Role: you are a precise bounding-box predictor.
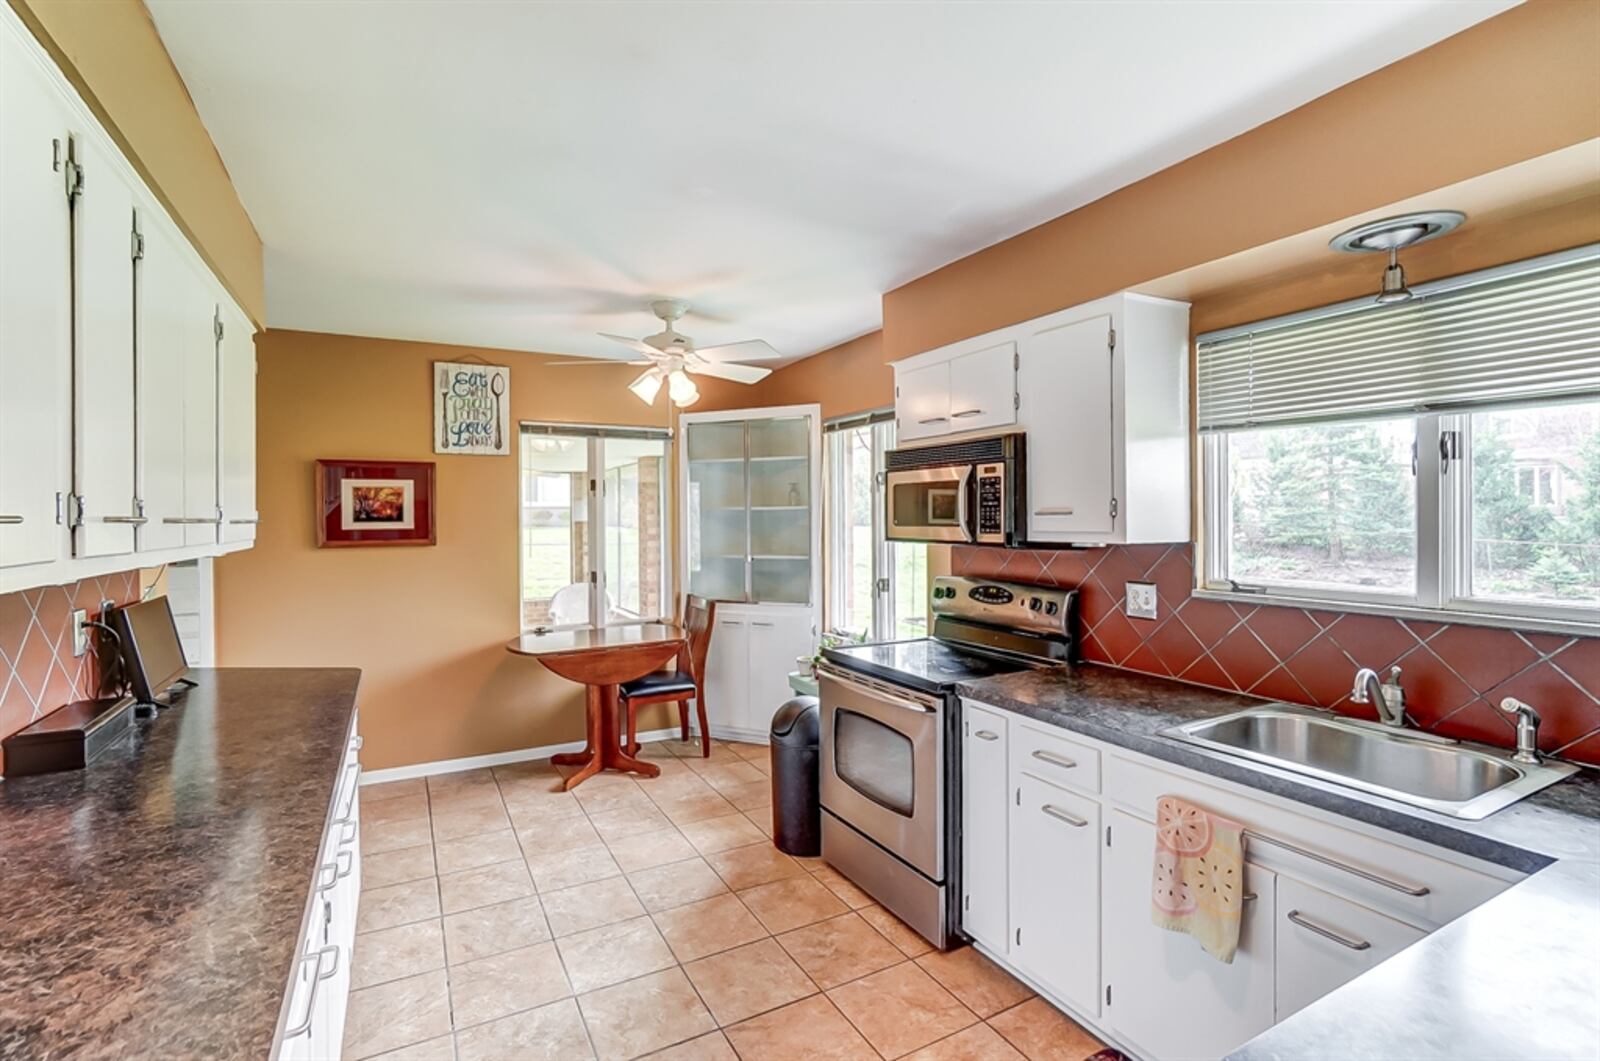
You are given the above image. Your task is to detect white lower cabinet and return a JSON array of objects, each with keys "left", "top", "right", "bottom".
[
  {"left": 961, "top": 704, "right": 1010, "bottom": 953},
  {"left": 1274, "top": 875, "right": 1424, "bottom": 1022},
  {"left": 276, "top": 726, "right": 362, "bottom": 1061},
  {"left": 958, "top": 698, "right": 1518, "bottom": 1061},
  {"left": 1103, "top": 809, "right": 1276, "bottom": 1060},
  {"left": 1012, "top": 775, "right": 1101, "bottom": 1016},
  {"left": 703, "top": 605, "right": 814, "bottom": 742}
]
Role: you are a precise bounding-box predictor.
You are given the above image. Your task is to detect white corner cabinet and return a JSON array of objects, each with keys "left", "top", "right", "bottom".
[
  {"left": 892, "top": 291, "right": 1190, "bottom": 544},
  {"left": 959, "top": 700, "right": 1520, "bottom": 1061},
  {"left": 0, "top": 7, "right": 257, "bottom": 594},
  {"left": 679, "top": 405, "right": 821, "bottom": 742}
]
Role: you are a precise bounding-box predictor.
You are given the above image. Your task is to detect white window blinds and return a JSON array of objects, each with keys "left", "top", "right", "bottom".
[{"left": 1196, "top": 247, "right": 1600, "bottom": 432}]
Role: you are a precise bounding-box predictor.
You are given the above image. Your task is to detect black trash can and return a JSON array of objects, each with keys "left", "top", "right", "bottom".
[{"left": 768, "top": 695, "right": 821, "bottom": 856}]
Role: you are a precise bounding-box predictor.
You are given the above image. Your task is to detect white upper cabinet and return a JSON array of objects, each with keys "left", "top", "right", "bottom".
[
  {"left": 891, "top": 292, "right": 1189, "bottom": 545},
  {"left": 946, "top": 342, "right": 1017, "bottom": 435},
  {"left": 894, "top": 342, "right": 1017, "bottom": 443},
  {"left": 136, "top": 214, "right": 203, "bottom": 553},
  {"left": 0, "top": 23, "right": 71, "bottom": 572},
  {"left": 894, "top": 361, "right": 953, "bottom": 442},
  {"left": 0, "top": 3, "right": 258, "bottom": 593},
  {"left": 219, "top": 298, "right": 258, "bottom": 545},
  {"left": 70, "top": 136, "right": 140, "bottom": 558},
  {"left": 1020, "top": 315, "right": 1115, "bottom": 539}
]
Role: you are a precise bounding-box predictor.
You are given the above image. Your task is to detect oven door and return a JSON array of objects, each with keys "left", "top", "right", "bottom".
[
  {"left": 885, "top": 465, "right": 973, "bottom": 544},
  {"left": 818, "top": 665, "right": 944, "bottom": 880}
]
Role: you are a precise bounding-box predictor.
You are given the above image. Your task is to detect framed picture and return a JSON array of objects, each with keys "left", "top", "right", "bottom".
[
  {"left": 435, "top": 361, "right": 511, "bottom": 455},
  {"left": 315, "top": 460, "right": 436, "bottom": 547}
]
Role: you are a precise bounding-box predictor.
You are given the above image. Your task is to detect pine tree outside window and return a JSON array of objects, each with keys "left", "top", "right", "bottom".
[{"left": 1198, "top": 247, "right": 1599, "bottom": 634}]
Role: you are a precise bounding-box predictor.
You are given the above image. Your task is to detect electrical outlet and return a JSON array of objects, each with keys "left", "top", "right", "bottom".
[
  {"left": 1125, "top": 581, "right": 1159, "bottom": 621},
  {"left": 71, "top": 609, "right": 88, "bottom": 657}
]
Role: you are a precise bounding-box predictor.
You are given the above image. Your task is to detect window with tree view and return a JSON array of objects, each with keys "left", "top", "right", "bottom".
[
  {"left": 1200, "top": 248, "right": 1599, "bottom": 627},
  {"left": 826, "top": 416, "right": 927, "bottom": 642}
]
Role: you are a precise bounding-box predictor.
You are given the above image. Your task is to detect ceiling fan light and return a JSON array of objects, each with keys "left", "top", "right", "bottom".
[
  {"left": 667, "top": 368, "right": 697, "bottom": 403},
  {"left": 627, "top": 368, "right": 664, "bottom": 405}
]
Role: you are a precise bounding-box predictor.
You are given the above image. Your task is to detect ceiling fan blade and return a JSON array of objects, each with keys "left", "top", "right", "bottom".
[
  {"left": 597, "top": 333, "right": 665, "bottom": 358},
  {"left": 543, "top": 359, "right": 655, "bottom": 368},
  {"left": 687, "top": 361, "right": 772, "bottom": 385},
  {"left": 692, "top": 339, "right": 781, "bottom": 363}
]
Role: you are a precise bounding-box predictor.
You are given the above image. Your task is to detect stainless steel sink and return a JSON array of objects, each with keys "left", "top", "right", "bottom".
[{"left": 1164, "top": 705, "right": 1577, "bottom": 819}]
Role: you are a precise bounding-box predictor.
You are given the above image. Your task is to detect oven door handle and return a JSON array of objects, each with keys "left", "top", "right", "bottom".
[{"left": 816, "top": 664, "right": 941, "bottom": 713}]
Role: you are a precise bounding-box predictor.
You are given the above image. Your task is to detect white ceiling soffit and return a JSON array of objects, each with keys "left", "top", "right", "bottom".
[{"left": 147, "top": 0, "right": 1515, "bottom": 364}]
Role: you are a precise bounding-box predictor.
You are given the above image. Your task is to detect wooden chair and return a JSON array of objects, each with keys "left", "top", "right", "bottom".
[{"left": 619, "top": 596, "right": 716, "bottom": 757}]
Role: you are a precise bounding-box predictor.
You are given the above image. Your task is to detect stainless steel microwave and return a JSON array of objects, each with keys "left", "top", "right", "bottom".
[{"left": 883, "top": 433, "right": 1025, "bottom": 546}]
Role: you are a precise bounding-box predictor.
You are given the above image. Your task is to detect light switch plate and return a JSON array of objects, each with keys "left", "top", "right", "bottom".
[
  {"left": 1125, "top": 582, "right": 1159, "bottom": 621},
  {"left": 71, "top": 609, "right": 88, "bottom": 657}
]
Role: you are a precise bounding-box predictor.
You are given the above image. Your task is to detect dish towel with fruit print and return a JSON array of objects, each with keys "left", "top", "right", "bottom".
[{"left": 1151, "top": 795, "right": 1246, "bottom": 963}]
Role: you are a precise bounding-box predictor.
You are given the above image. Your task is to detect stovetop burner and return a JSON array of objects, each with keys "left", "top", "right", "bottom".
[{"left": 823, "top": 637, "right": 1044, "bottom": 696}]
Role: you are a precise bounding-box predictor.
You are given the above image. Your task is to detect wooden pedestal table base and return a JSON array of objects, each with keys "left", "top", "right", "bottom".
[{"left": 506, "top": 625, "right": 687, "bottom": 790}]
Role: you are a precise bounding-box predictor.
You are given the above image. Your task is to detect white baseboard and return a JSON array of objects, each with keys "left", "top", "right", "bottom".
[{"left": 359, "top": 727, "right": 683, "bottom": 786}]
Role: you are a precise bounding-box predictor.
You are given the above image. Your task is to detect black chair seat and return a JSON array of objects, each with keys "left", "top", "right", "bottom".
[{"left": 618, "top": 670, "right": 696, "bottom": 700}]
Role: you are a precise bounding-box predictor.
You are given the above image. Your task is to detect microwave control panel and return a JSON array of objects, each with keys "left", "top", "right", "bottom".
[{"left": 975, "top": 462, "right": 1006, "bottom": 543}]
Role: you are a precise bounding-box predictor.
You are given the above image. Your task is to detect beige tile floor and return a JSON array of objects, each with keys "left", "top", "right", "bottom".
[{"left": 350, "top": 738, "right": 1111, "bottom": 1061}]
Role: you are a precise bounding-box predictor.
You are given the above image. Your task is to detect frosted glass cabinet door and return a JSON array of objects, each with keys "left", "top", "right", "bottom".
[
  {"left": 686, "top": 419, "right": 748, "bottom": 600},
  {"left": 748, "top": 416, "right": 811, "bottom": 604}
]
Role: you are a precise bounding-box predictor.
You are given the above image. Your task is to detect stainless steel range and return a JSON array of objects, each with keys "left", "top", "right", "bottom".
[{"left": 818, "top": 575, "right": 1075, "bottom": 949}]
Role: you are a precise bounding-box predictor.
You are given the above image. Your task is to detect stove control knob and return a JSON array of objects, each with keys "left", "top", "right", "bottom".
[
  {"left": 1028, "top": 597, "right": 1042, "bottom": 611},
  {"left": 1045, "top": 601, "right": 1059, "bottom": 616}
]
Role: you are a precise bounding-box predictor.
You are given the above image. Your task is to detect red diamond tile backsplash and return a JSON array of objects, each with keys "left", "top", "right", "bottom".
[
  {"left": 0, "top": 573, "right": 141, "bottom": 774},
  {"left": 952, "top": 544, "right": 1600, "bottom": 765}
]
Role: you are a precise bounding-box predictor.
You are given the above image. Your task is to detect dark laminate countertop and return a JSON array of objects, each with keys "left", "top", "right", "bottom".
[
  {"left": 956, "top": 664, "right": 1600, "bottom": 1061},
  {"left": 0, "top": 668, "right": 361, "bottom": 1061}
]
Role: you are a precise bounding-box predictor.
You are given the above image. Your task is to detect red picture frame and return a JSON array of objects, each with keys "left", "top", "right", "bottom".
[{"left": 315, "top": 459, "right": 437, "bottom": 548}]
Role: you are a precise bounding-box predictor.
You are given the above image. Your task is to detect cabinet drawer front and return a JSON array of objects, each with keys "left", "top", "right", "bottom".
[
  {"left": 1011, "top": 720, "right": 1100, "bottom": 795},
  {"left": 1274, "top": 875, "right": 1425, "bottom": 1022},
  {"left": 1106, "top": 752, "right": 1512, "bottom": 929}
]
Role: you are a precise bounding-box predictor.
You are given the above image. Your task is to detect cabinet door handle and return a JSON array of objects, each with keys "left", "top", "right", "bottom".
[
  {"left": 163, "top": 516, "right": 222, "bottom": 525},
  {"left": 917, "top": 416, "right": 949, "bottom": 425},
  {"left": 1244, "top": 830, "right": 1430, "bottom": 896},
  {"left": 1031, "top": 748, "right": 1077, "bottom": 770},
  {"left": 100, "top": 515, "right": 149, "bottom": 525},
  {"left": 228, "top": 517, "right": 261, "bottom": 525},
  {"left": 974, "top": 729, "right": 999, "bottom": 742},
  {"left": 752, "top": 621, "right": 775, "bottom": 627},
  {"left": 951, "top": 409, "right": 984, "bottom": 418},
  {"left": 1034, "top": 507, "right": 1075, "bottom": 516},
  {"left": 0, "top": 515, "right": 23, "bottom": 525},
  {"left": 282, "top": 947, "right": 337, "bottom": 1039},
  {"left": 1042, "top": 804, "right": 1088, "bottom": 828},
  {"left": 1287, "top": 910, "right": 1371, "bottom": 951}
]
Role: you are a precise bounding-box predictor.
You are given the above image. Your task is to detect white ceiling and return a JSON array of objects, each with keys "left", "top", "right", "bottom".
[{"left": 147, "top": 0, "right": 1515, "bottom": 365}]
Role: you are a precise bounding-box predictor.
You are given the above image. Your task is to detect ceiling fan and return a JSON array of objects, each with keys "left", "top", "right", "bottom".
[{"left": 555, "top": 299, "right": 780, "bottom": 408}]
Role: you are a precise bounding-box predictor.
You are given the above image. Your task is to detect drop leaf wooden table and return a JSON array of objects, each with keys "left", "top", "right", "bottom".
[{"left": 507, "top": 624, "right": 686, "bottom": 790}]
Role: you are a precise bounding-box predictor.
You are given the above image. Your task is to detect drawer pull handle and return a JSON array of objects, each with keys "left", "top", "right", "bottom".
[
  {"left": 0, "top": 515, "right": 23, "bottom": 525},
  {"left": 1287, "top": 910, "right": 1371, "bottom": 951},
  {"left": 100, "top": 515, "right": 148, "bottom": 525},
  {"left": 1031, "top": 748, "right": 1077, "bottom": 770},
  {"left": 917, "top": 416, "right": 949, "bottom": 425},
  {"left": 974, "top": 729, "right": 999, "bottom": 742},
  {"left": 228, "top": 517, "right": 261, "bottom": 525},
  {"left": 951, "top": 409, "right": 984, "bottom": 418},
  {"left": 1244, "top": 831, "right": 1430, "bottom": 897},
  {"left": 1042, "top": 804, "right": 1088, "bottom": 827},
  {"left": 336, "top": 762, "right": 361, "bottom": 821},
  {"left": 162, "top": 516, "right": 223, "bottom": 525},
  {"left": 1242, "top": 892, "right": 1258, "bottom": 903},
  {"left": 338, "top": 818, "right": 358, "bottom": 845},
  {"left": 283, "top": 946, "right": 338, "bottom": 1038}
]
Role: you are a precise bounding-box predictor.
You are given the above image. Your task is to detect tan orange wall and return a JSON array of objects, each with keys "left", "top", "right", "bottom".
[
  {"left": 9, "top": 0, "right": 263, "bottom": 322},
  {"left": 882, "top": 0, "right": 1600, "bottom": 361},
  {"left": 213, "top": 330, "right": 681, "bottom": 771}
]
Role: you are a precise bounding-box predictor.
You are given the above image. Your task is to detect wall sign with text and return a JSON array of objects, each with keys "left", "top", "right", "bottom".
[{"left": 435, "top": 361, "right": 511, "bottom": 455}]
